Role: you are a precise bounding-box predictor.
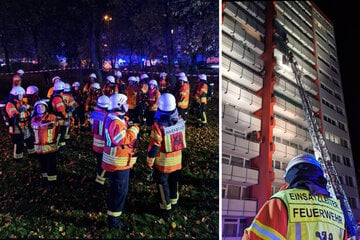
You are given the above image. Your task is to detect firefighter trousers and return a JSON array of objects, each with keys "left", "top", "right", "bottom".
[
  {"left": 95, "top": 152, "right": 107, "bottom": 185},
  {"left": 58, "top": 126, "right": 67, "bottom": 147},
  {"left": 74, "top": 106, "right": 85, "bottom": 128},
  {"left": 197, "top": 103, "right": 207, "bottom": 126},
  {"left": 38, "top": 152, "right": 57, "bottom": 182},
  {"left": 107, "top": 169, "right": 130, "bottom": 228},
  {"left": 154, "top": 168, "right": 181, "bottom": 211},
  {"left": 10, "top": 133, "right": 35, "bottom": 160}
]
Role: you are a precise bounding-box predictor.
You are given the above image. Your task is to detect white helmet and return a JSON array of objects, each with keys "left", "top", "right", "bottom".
[
  {"left": 178, "top": 75, "right": 188, "bottom": 82},
  {"left": 176, "top": 72, "right": 186, "bottom": 78},
  {"left": 115, "top": 70, "right": 122, "bottom": 78},
  {"left": 159, "top": 72, "right": 167, "bottom": 78},
  {"left": 34, "top": 100, "right": 48, "bottom": 109},
  {"left": 10, "top": 86, "right": 26, "bottom": 97},
  {"left": 52, "top": 76, "right": 61, "bottom": 84},
  {"left": 72, "top": 82, "right": 80, "bottom": 88},
  {"left": 109, "top": 94, "right": 128, "bottom": 111},
  {"left": 91, "top": 82, "right": 101, "bottom": 90},
  {"left": 106, "top": 75, "right": 116, "bottom": 84},
  {"left": 149, "top": 80, "right": 158, "bottom": 87},
  {"left": 135, "top": 76, "right": 140, "bottom": 82},
  {"left": 140, "top": 73, "right": 149, "bottom": 80},
  {"left": 96, "top": 95, "right": 110, "bottom": 109},
  {"left": 17, "top": 69, "right": 25, "bottom": 76},
  {"left": 158, "top": 93, "right": 176, "bottom": 112},
  {"left": 26, "top": 85, "right": 39, "bottom": 95},
  {"left": 54, "top": 81, "right": 65, "bottom": 91},
  {"left": 128, "top": 76, "right": 138, "bottom": 83},
  {"left": 89, "top": 73, "right": 97, "bottom": 79},
  {"left": 198, "top": 74, "right": 207, "bottom": 81},
  {"left": 284, "top": 154, "right": 323, "bottom": 179},
  {"left": 64, "top": 83, "right": 71, "bottom": 92}
]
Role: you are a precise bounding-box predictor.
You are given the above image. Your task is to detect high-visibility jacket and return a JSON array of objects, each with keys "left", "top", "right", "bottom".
[
  {"left": 12, "top": 75, "right": 22, "bottom": 87},
  {"left": 177, "top": 83, "right": 190, "bottom": 109},
  {"left": 146, "top": 117, "right": 186, "bottom": 173},
  {"left": 85, "top": 90, "right": 100, "bottom": 112},
  {"left": 62, "top": 93, "right": 78, "bottom": 117},
  {"left": 47, "top": 86, "right": 54, "bottom": 98},
  {"left": 102, "top": 83, "right": 119, "bottom": 97},
  {"left": 126, "top": 85, "right": 139, "bottom": 110},
  {"left": 102, "top": 113, "right": 139, "bottom": 172},
  {"left": 31, "top": 113, "right": 59, "bottom": 154},
  {"left": 90, "top": 107, "right": 108, "bottom": 154},
  {"left": 137, "top": 82, "right": 148, "bottom": 104},
  {"left": 146, "top": 89, "right": 161, "bottom": 111},
  {"left": 51, "top": 94, "right": 68, "bottom": 126},
  {"left": 159, "top": 79, "right": 169, "bottom": 93},
  {"left": 6, "top": 100, "right": 31, "bottom": 134},
  {"left": 193, "top": 82, "right": 208, "bottom": 104},
  {"left": 23, "top": 94, "right": 40, "bottom": 113},
  {"left": 82, "top": 82, "right": 91, "bottom": 96},
  {"left": 242, "top": 188, "right": 345, "bottom": 240}
]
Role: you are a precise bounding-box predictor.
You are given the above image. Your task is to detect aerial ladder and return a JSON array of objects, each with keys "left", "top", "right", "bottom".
[{"left": 281, "top": 45, "right": 359, "bottom": 237}]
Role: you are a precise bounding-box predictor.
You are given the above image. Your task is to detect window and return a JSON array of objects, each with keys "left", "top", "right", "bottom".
[
  {"left": 343, "top": 156, "right": 351, "bottom": 167},
  {"left": 323, "top": 115, "right": 337, "bottom": 126},
  {"left": 324, "top": 131, "right": 340, "bottom": 144},
  {"left": 223, "top": 219, "right": 238, "bottom": 237},
  {"left": 338, "top": 122, "right": 346, "bottom": 131},
  {"left": 333, "top": 79, "right": 341, "bottom": 88},
  {"left": 336, "top": 106, "right": 344, "bottom": 115},
  {"left": 320, "top": 83, "right": 334, "bottom": 95},
  {"left": 340, "top": 138, "right": 349, "bottom": 148},
  {"left": 332, "top": 153, "right": 341, "bottom": 163},
  {"left": 231, "top": 156, "right": 244, "bottom": 167},
  {"left": 348, "top": 197, "right": 358, "bottom": 209},
  {"left": 228, "top": 185, "right": 241, "bottom": 199},
  {"left": 330, "top": 54, "right": 337, "bottom": 62},
  {"left": 244, "top": 159, "right": 251, "bottom": 168},
  {"left": 322, "top": 99, "right": 335, "bottom": 110},
  {"left": 273, "top": 160, "right": 281, "bottom": 169},
  {"left": 223, "top": 154, "right": 230, "bottom": 165},
  {"left": 345, "top": 176, "right": 354, "bottom": 187},
  {"left": 334, "top": 92, "right": 342, "bottom": 101}
]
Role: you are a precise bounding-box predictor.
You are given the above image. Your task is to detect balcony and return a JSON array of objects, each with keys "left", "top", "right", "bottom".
[
  {"left": 287, "top": 33, "right": 315, "bottom": 66},
  {"left": 222, "top": 163, "right": 259, "bottom": 186},
  {"left": 235, "top": 1, "right": 265, "bottom": 24},
  {"left": 222, "top": 103, "right": 261, "bottom": 133},
  {"left": 222, "top": 198, "right": 257, "bottom": 217},
  {"left": 284, "top": 1, "right": 312, "bottom": 27},
  {"left": 223, "top": 33, "right": 264, "bottom": 72},
  {"left": 272, "top": 141, "right": 307, "bottom": 161},
  {"left": 273, "top": 168, "right": 286, "bottom": 186},
  {"left": 274, "top": 72, "right": 318, "bottom": 99},
  {"left": 222, "top": 55, "right": 263, "bottom": 92},
  {"left": 222, "top": 131, "right": 260, "bottom": 159},
  {"left": 222, "top": 14, "right": 264, "bottom": 55},
  {"left": 295, "top": 1, "right": 311, "bottom": 17},
  {"left": 273, "top": 97, "right": 307, "bottom": 128},
  {"left": 222, "top": 79, "right": 262, "bottom": 113}
]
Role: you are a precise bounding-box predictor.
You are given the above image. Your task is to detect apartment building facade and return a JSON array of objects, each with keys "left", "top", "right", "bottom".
[{"left": 221, "top": 1, "right": 360, "bottom": 239}]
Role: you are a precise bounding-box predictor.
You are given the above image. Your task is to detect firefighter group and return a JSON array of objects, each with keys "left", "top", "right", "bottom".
[{"left": 1, "top": 68, "right": 213, "bottom": 229}]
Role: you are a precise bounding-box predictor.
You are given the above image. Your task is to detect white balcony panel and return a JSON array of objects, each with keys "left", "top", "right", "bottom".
[
  {"left": 222, "top": 14, "right": 264, "bottom": 55},
  {"left": 235, "top": 1, "right": 265, "bottom": 24},
  {"left": 285, "top": 1, "right": 312, "bottom": 27},
  {"left": 222, "top": 199, "right": 257, "bottom": 217},
  {"left": 255, "top": 1, "right": 266, "bottom": 10},
  {"left": 223, "top": 34, "right": 264, "bottom": 72},
  {"left": 274, "top": 97, "right": 307, "bottom": 128},
  {"left": 287, "top": 34, "right": 315, "bottom": 66},
  {"left": 273, "top": 168, "right": 286, "bottom": 186},
  {"left": 222, "top": 132, "right": 260, "bottom": 160},
  {"left": 222, "top": 56, "right": 263, "bottom": 92},
  {"left": 222, "top": 79, "right": 262, "bottom": 113},
  {"left": 273, "top": 141, "right": 307, "bottom": 161},
  {"left": 275, "top": 73, "right": 318, "bottom": 97},
  {"left": 295, "top": 1, "right": 311, "bottom": 17},
  {"left": 222, "top": 163, "right": 259, "bottom": 186},
  {"left": 222, "top": 104, "right": 261, "bottom": 133}
]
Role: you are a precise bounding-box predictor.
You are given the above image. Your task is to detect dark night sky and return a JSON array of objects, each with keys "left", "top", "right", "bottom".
[{"left": 312, "top": 0, "right": 360, "bottom": 172}]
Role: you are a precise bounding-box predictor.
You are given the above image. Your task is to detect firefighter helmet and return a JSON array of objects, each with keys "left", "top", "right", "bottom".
[
  {"left": 176, "top": 72, "right": 186, "bottom": 78},
  {"left": 10, "top": 86, "right": 26, "bottom": 97},
  {"left": 149, "top": 80, "right": 158, "bottom": 87},
  {"left": 109, "top": 93, "right": 128, "bottom": 112},
  {"left": 158, "top": 93, "right": 176, "bottom": 112},
  {"left": 106, "top": 75, "right": 116, "bottom": 84},
  {"left": 16, "top": 69, "right": 24, "bottom": 76},
  {"left": 54, "top": 81, "right": 65, "bottom": 91},
  {"left": 64, "top": 83, "right": 71, "bottom": 92},
  {"left": 198, "top": 74, "right": 207, "bottom": 81},
  {"left": 128, "top": 76, "right": 138, "bottom": 82},
  {"left": 96, "top": 95, "right": 110, "bottom": 109},
  {"left": 115, "top": 70, "right": 122, "bottom": 78},
  {"left": 284, "top": 153, "right": 323, "bottom": 179},
  {"left": 91, "top": 82, "right": 101, "bottom": 90},
  {"left": 26, "top": 85, "right": 39, "bottom": 95},
  {"left": 89, "top": 73, "right": 97, "bottom": 79},
  {"left": 34, "top": 100, "right": 48, "bottom": 109},
  {"left": 52, "top": 76, "right": 61, "bottom": 84},
  {"left": 140, "top": 73, "right": 149, "bottom": 80},
  {"left": 72, "top": 81, "right": 80, "bottom": 88},
  {"left": 178, "top": 75, "right": 188, "bottom": 82},
  {"left": 160, "top": 72, "right": 167, "bottom": 78}
]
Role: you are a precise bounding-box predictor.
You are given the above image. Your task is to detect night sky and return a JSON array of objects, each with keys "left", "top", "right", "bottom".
[{"left": 311, "top": 0, "right": 360, "bottom": 174}]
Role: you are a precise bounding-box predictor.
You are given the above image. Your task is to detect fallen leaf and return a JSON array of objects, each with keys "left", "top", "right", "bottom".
[{"left": 171, "top": 222, "right": 176, "bottom": 229}]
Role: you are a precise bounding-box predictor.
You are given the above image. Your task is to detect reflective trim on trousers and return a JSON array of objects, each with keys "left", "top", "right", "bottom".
[
  {"left": 159, "top": 184, "right": 171, "bottom": 210},
  {"left": 13, "top": 144, "right": 23, "bottom": 159},
  {"left": 107, "top": 210, "right": 122, "bottom": 217},
  {"left": 47, "top": 175, "right": 57, "bottom": 181}
]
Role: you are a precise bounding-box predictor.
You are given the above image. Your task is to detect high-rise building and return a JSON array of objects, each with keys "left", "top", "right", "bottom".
[{"left": 221, "top": 1, "right": 360, "bottom": 239}]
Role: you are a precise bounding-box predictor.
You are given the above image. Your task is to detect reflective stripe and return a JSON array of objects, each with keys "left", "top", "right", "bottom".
[
  {"left": 56, "top": 102, "right": 64, "bottom": 108},
  {"left": 296, "top": 222, "right": 301, "bottom": 240},
  {"left": 155, "top": 153, "right": 181, "bottom": 166},
  {"left": 159, "top": 184, "right": 171, "bottom": 210},
  {"left": 107, "top": 210, "right": 122, "bottom": 217},
  {"left": 95, "top": 174, "right": 106, "bottom": 185},
  {"left": 13, "top": 144, "right": 23, "bottom": 159},
  {"left": 93, "top": 138, "right": 105, "bottom": 147},
  {"left": 249, "top": 220, "right": 286, "bottom": 240},
  {"left": 35, "top": 143, "right": 58, "bottom": 153},
  {"left": 27, "top": 148, "right": 35, "bottom": 154},
  {"left": 47, "top": 129, "right": 53, "bottom": 143},
  {"left": 47, "top": 175, "right": 57, "bottom": 181},
  {"left": 113, "top": 130, "right": 126, "bottom": 143},
  {"left": 102, "top": 152, "right": 136, "bottom": 166},
  {"left": 41, "top": 173, "right": 48, "bottom": 178},
  {"left": 128, "top": 127, "right": 139, "bottom": 136},
  {"left": 150, "top": 131, "right": 161, "bottom": 141},
  {"left": 170, "top": 190, "right": 179, "bottom": 205}
]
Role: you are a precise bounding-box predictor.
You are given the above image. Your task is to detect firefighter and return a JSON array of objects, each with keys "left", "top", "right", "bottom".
[
  {"left": 47, "top": 76, "right": 62, "bottom": 98},
  {"left": 102, "top": 93, "right": 140, "bottom": 229},
  {"left": 71, "top": 81, "right": 86, "bottom": 131},
  {"left": 102, "top": 75, "right": 119, "bottom": 97},
  {"left": 16, "top": 69, "right": 25, "bottom": 77},
  {"left": 31, "top": 100, "right": 60, "bottom": 188},
  {"left": 146, "top": 93, "right": 186, "bottom": 216},
  {"left": 6, "top": 86, "right": 35, "bottom": 163},
  {"left": 193, "top": 74, "right": 208, "bottom": 127},
  {"left": 242, "top": 153, "right": 345, "bottom": 240},
  {"left": 82, "top": 73, "right": 97, "bottom": 99},
  {"left": 85, "top": 82, "right": 101, "bottom": 117},
  {"left": 115, "top": 70, "right": 126, "bottom": 94},
  {"left": 50, "top": 81, "right": 68, "bottom": 148},
  {"left": 12, "top": 75, "right": 22, "bottom": 88},
  {"left": 125, "top": 76, "right": 140, "bottom": 123},
  {"left": 62, "top": 83, "right": 78, "bottom": 140},
  {"left": 138, "top": 73, "right": 149, "bottom": 125},
  {"left": 145, "top": 79, "right": 161, "bottom": 130},
  {"left": 175, "top": 75, "right": 190, "bottom": 122},
  {"left": 90, "top": 95, "right": 110, "bottom": 185},
  {"left": 158, "top": 72, "right": 170, "bottom": 94},
  {"left": 24, "top": 85, "right": 40, "bottom": 115}
]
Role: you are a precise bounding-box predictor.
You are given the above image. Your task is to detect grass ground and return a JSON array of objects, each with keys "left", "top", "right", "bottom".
[{"left": 0, "top": 72, "right": 219, "bottom": 239}]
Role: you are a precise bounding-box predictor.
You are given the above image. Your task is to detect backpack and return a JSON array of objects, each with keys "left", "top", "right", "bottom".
[
  {"left": 0, "top": 99, "right": 10, "bottom": 126},
  {"left": 48, "top": 94, "right": 65, "bottom": 117}
]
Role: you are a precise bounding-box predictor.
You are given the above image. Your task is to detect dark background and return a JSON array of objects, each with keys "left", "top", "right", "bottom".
[{"left": 312, "top": 1, "right": 360, "bottom": 174}]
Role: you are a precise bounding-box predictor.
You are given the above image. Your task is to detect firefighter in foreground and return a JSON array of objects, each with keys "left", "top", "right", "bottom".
[
  {"left": 102, "top": 93, "right": 140, "bottom": 229},
  {"left": 146, "top": 93, "right": 186, "bottom": 216},
  {"left": 6, "top": 86, "right": 35, "bottom": 163},
  {"left": 242, "top": 153, "right": 345, "bottom": 240},
  {"left": 31, "top": 100, "right": 60, "bottom": 188},
  {"left": 90, "top": 95, "right": 110, "bottom": 185}
]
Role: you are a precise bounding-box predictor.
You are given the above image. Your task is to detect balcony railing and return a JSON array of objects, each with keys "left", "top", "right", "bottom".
[
  {"left": 222, "top": 198, "right": 257, "bottom": 217},
  {"left": 222, "top": 163, "right": 259, "bottom": 186}
]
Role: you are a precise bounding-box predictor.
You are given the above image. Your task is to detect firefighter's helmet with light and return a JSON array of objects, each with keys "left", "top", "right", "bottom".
[
  {"left": 17, "top": 69, "right": 24, "bottom": 76},
  {"left": 284, "top": 153, "right": 323, "bottom": 179},
  {"left": 89, "top": 73, "right": 97, "bottom": 79},
  {"left": 149, "top": 80, "right": 158, "bottom": 87},
  {"left": 115, "top": 70, "right": 122, "bottom": 78},
  {"left": 106, "top": 75, "right": 116, "bottom": 84},
  {"left": 178, "top": 75, "right": 188, "bottom": 82},
  {"left": 198, "top": 74, "right": 207, "bottom": 81},
  {"left": 52, "top": 76, "right": 61, "bottom": 84},
  {"left": 109, "top": 93, "right": 128, "bottom": 112},
  {"left": 34, "top": 100, "right": 48, "bottom": 114},
  {"left": 91, "top": 82, "right": 101, "bottom": 90},
  {"left": 10, "top": 86, "right": 26, "bottom": 100},
  {"left": 97, "top": 95, "right": 110, "bottom": 109},
  {"left": 160, "top": 72, "right": 167, "bottom": 78},
  {"left": 72, "top": 82, "right": 80, "bottom": 88},
  {"left": 26, "top": 85, "right": 39, "bottom": 95},
  {"left": 64, "top": 83, "right": 71, "bottom": 93},
  {"left": 140, "top": 73, "right": 149, "bottom": 80},
  {"left": 54, "top": 81, "right": 65, "bottom": 91},
  {"left": 176, "top": 72, "right": 186, "bottom": 78},
  {"left": 158, "top": 93, "right": 176, "bottom": 112}
]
